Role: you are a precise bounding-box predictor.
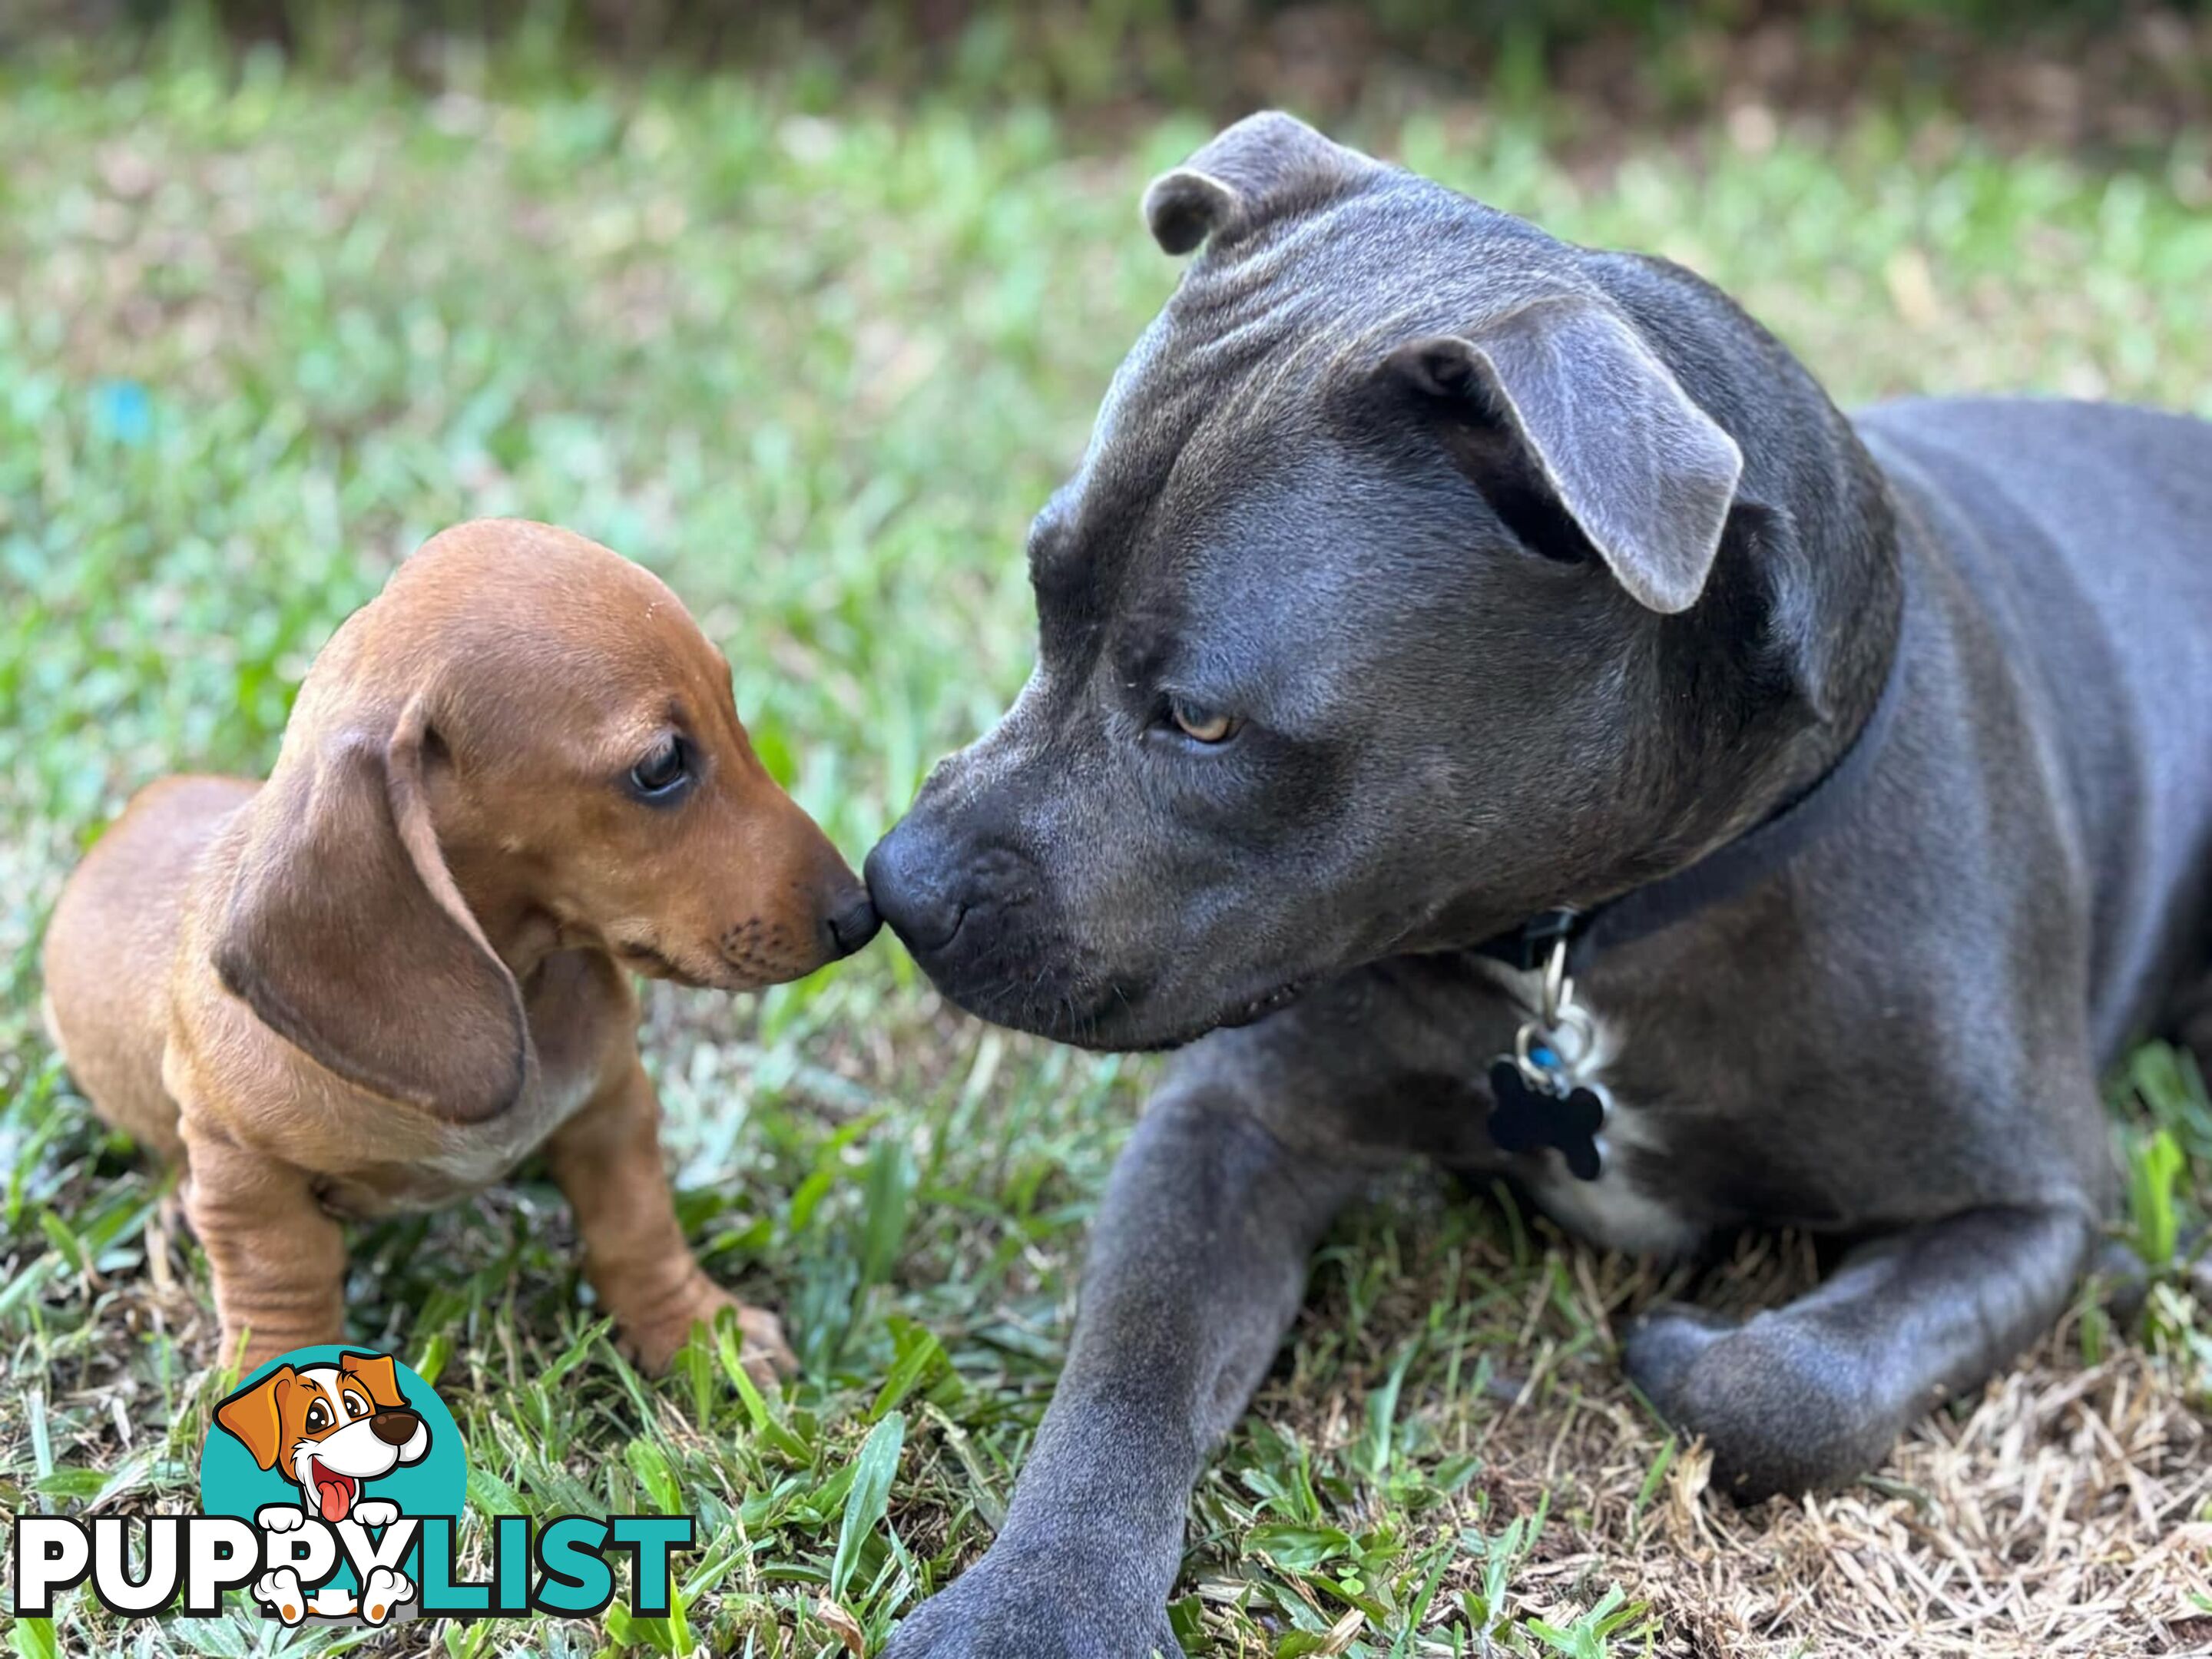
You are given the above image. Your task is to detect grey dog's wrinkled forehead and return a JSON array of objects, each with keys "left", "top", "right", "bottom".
[
  {"left": 1020, "top": 130, "right": 1606, "bottom": 750},
  {"left": 1031, "top": 118, "right": 1586, "bottom": 604}
]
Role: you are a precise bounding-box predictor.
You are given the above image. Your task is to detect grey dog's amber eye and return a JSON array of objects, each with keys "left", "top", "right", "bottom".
[
  {"left": 1168, "top": 698, "right": 1240, "bottom": 744},
  {"left": 629, "top": 737, "right": 689, "bottom": 799}
]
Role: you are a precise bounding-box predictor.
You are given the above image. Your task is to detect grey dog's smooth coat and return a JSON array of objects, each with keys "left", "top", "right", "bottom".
[{"left": 866, "top": 114, "right": 2212, "bottom": 1657}]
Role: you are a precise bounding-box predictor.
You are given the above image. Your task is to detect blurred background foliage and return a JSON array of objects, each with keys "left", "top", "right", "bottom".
[{"left": 10, "top": 0, "right": 2212, "bottom": 154}]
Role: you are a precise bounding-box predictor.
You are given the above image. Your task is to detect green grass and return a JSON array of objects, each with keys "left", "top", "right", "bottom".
[{"left": 4, "top": 31, "right": 2212, "bottom": 1659}]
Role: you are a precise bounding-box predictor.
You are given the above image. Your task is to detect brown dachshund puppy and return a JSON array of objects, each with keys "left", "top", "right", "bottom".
[{"left": 41, "top": 518, "right": 878, "bottom": 1376}]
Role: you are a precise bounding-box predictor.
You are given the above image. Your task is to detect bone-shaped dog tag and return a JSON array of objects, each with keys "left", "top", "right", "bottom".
[{"left": 1486, "top": 1055, "right": 1608, "bottom": 1181}]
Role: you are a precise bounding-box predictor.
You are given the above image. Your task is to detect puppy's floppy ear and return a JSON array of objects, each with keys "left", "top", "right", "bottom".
[
  {"left": 339, "top": 1351, "right": 405, "bottom": 1409},
  {"left": 215, "top": 1367, "right": 293, "bottom": 1471},
  {"left": 215, "top": 693, "right": 528, "bottom": 1122},
  {"left": 1384, "top": 297, "right": 1743, "bottom": 614},
  {"left": 1143, "top": 109, "right": 1376, "bottom": 254}
]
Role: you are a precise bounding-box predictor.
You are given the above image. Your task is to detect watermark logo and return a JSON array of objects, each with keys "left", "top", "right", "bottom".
[
  {"left": 203, "top": 1346, "right": 461, "bottom": 1624},
  {"left": 12, "top": 1345, "right": 694, "bottom": 1628}
]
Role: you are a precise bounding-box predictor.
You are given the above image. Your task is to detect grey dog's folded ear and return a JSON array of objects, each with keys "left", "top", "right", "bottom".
[
  {"left": 1383, "top": 297, "right": 1744, "bottom": 614},
  {"left": 1142, "top": 110, "right": 1378, "bottom": 254}
]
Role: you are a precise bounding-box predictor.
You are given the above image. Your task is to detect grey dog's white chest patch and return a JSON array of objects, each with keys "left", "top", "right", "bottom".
[
  {"left": 1475, "top": 963, "right": 1701, "bottom": 1257},
  {"left": 1520, "top": 1097, "right": 1702, "bottom": 1256}
]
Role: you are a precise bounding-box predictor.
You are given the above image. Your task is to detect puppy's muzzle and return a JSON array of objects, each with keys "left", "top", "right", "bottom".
[{"left": 369, "top": 1409, "right": 422, "bottom": 1446}]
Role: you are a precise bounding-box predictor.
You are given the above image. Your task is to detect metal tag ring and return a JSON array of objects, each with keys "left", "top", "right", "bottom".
[
  {"left": 1540, "top": 934, "right": 1574, "bottom": 1029},
  {"left": 1515, "top": 1004, "right": 1596, "bottom": 1080}
]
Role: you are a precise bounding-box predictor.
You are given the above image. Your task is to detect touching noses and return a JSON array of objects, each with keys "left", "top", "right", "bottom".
[
  {"left": 862, "top": 813, "right": 965, "bottom": 955},
  {"left": 822, "top": 884, "right": 882, "bottom": 959}
]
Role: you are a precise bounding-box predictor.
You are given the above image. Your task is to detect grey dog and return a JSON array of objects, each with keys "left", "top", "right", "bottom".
[{"left": 864, "top": 112, "right": 2212, "bottom": 1657}]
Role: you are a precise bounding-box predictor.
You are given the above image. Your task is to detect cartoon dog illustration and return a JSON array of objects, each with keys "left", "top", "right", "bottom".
[{"left": 212, "top": 1350, "right": 428, "bottom": 1625}]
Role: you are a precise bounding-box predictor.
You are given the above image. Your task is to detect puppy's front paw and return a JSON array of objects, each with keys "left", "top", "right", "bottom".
[
  {"left": 359, "top": 1565, "right": 413, "bottom": 1625},
  {"left": 730, "top": 1301, "right": 798, "bottom": 1386},
  {"left": 353, "top": 1498, "right": 399, "bottom": 1528},
  {"left": 255, "top": 1503, "right": 308, "bottom": 1534},
  {"left": 622, "top": 1284, "right": 796, "bottom": 1382},
  {"left": 618, "top": 1288, "right": 730, "bottom": 1375},
  {"left": 253, "top": 1568, "right": 306, "bottom": 1624}
]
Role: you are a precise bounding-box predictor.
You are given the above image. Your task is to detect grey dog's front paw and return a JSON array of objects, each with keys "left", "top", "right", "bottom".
[
  {"left": 886, "top": 1553, "right": 1180, "bottom": 1659},
  {"left": 1624, "top": 1301, "right": 1890, "bottom": 1502},
  {"left": 1621, "top": 1301, "right": 1743, "bottom": 1421}
]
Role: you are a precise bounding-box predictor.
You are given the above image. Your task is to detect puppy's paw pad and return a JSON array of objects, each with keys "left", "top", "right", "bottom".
[
  {"left": 353, "top": 1499, "right": 399, "bottom": 1528},
  {"left": 359, "top": 1566, "right": 412, "bottom": 1626},
  {"left": 253, "top": 1569, "right": 305, "bottom": 1624},
  {"left": 621, "top": 1286, "right": 795, "bottom": 1379},
  {"left": 255, "top": 1503, "right": 307, "bottom": 1533}
]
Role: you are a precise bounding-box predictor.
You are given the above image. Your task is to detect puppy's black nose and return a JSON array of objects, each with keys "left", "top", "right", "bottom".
[
  {"left": 823, "top": 886, "right": 882, "bottom": 959},
  {"left": 369, "top": 1409, "right": 419, "bottom": 1445},
  {"left": 864, "top": 820, "right": 965, "bottom": 954}
]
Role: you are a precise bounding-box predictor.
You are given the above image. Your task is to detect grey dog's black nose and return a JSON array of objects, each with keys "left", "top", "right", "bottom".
[
  {"left": 823, "top": 886, "right": 882, "bottom": 959},
  {"left": 369, "top": 1409, "right": 420, "bottom": 1445},
  {"left": 864, "top": 820, "right": 964, "bottom": 955}
]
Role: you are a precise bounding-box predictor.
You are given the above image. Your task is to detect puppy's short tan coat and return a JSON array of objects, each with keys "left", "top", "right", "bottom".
[{"left": 43, "top": 519, "right": 876, "bottom": 1374}]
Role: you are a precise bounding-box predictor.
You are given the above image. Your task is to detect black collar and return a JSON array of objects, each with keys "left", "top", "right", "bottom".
[{"left": 1472, "top": 581, "right": 1910, "bottom": 979}]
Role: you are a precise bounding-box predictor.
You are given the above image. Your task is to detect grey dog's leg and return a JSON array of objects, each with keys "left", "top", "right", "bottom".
[
  {"left": 1625, "top": 1202, "right": 2094, "bottom": 1501},
  {"left": 886, "top": 1087, "right": 1370, "bottom": 1659}
]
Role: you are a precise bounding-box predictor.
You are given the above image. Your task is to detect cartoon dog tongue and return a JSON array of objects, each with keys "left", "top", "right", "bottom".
[{"left": 314, "top": 1465, "right": 353, "bottom": 1522}]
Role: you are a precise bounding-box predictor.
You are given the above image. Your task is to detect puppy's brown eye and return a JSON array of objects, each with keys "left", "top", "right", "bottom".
[
  {"left": 305, "top": 1402, "right": 330, "bottom": 1432},
  {"left": 1167, "top": 698, "right": 1240, "bottom": 744},
  {"left": 628, "top": 737, "right": 689, "bottom": 800}
]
